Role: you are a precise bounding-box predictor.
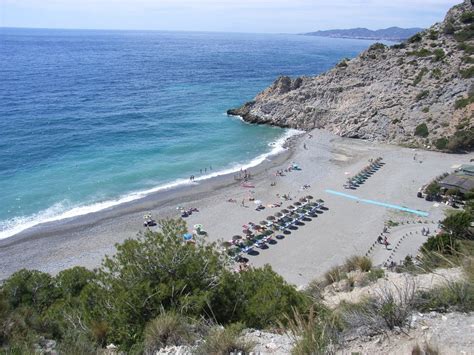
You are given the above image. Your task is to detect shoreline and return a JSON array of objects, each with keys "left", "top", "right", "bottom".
[
  {"left": 0, "top": 127, "right": 303, "bottom": 241},
  {"left": 0, "top": 131, "right": 300, "bottom": 250},
  {"left": 1, "top": 128, "right": 472, "bottom": 285}
]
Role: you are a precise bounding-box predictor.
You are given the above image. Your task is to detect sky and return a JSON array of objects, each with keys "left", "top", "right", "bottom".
[{"left": 0, "top": 0, "right": 462, "bottom": 33}]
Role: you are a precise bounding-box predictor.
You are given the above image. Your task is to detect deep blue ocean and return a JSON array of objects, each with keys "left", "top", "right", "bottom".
[{"left": 0, "top": 28, "right": 375, "bottom": 238}]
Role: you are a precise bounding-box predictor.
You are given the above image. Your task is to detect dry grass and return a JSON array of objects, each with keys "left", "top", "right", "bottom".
[
  {"left": 194, "top": 323, "right": 255, "bottom": 355},
  {"left": 143, "top": 311, "right": 194, "bottom": 354}
]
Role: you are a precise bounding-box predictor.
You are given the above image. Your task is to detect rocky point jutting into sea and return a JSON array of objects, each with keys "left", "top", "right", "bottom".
[{"left": 228, "top": 0, "right": 474, "bottom": 151}]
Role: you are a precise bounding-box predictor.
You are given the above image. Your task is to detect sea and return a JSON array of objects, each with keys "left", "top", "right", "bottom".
[{"left": 0, "top": 28, "right": 377, "bottom": 239}]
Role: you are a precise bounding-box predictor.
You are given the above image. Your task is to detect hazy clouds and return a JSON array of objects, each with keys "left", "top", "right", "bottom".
[{"left": 1, "top": 0, "right": 461, "bottom": 32}]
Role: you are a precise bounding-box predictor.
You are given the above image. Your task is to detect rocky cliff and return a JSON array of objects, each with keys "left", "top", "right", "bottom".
[{"left": 229, "top": 0, "right": 474, "bottom": 151}]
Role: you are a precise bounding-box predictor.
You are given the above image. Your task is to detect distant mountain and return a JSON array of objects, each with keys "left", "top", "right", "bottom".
[{"left": 303, "top": 27, "right": 424, "bottom": 41}]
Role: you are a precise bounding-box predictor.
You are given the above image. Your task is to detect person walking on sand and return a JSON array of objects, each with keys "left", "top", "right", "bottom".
[
  {"left": 241, "top": 198, "right": 245, "bottom": 207},
  {"left": 303, "top": 143, "right": 307, "bottom": 150}
]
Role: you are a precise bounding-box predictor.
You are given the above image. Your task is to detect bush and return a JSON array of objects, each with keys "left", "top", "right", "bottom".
[
  {"left": 433, "top": 48, "right": 445, "bottom": 61},
  {"left": 444, "top": 21, "right": 456, "bottom": 35},
  {"left": 454, "top": 24, "right": 474, "bottom": 42},
  {"left": 408, "top": 33, "right": 422, "bottom": 43},
  {"left": 323, "top": 266, "right": 347, "bottom": 286},
  {"left": 367, "top": 268, "right": 385, "bottom": 282},
  {"left": 369, "top": 43, "right": 386, "bottom": 51},
  {"left": 209, "top": 265, "right": 308, "bottom": 329},
  {"left": 460, "top": 66, "right": 474, "bottom": 78},
  {"left": 461, "top": 11, "right": 474, "bottom": 24},
  {"left": 434, "top": 137, "right": 448, "bottom": 150},
  {"left": 445, "top": 128, "right": 474, "bottom": 152},
  {"left": 441, "top": 211, "right": 473, "bottom": 239},
  {"left": 413, "top": 68, "right": 428, "bottom": 85},
  {"left": 415, "top": 91, "right": 430, "bottom": 102},
  {"left": 288, "top": 305, "right": 341, "bottom": 355},
  {"left": 143, "top": 312, "right": 194, "bottom": 353},
  {"left": 428, "top": 30, "right": 439, "bottom": 40},
  {"left": 340, "top": 278, "right": 417, "bottom": 333},
  {"left": 422, "top": 234, "right": 461, "bottom": 255},
  {"left": 344, "top": 256, "right": 372, "bottom": 272},
  {"left": 415, "top": 281, "right": 474, "bottom": 313},
  {"left": 195, "top": 323, "right": 255, "bottom": 355},
  {"left": 414, "top": 123, "right": 429, "bottom": 137}
]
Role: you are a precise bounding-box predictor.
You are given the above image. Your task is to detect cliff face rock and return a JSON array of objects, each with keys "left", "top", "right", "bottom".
[{"left": 229, "top": 0, "right": 474, "bottom": 150}]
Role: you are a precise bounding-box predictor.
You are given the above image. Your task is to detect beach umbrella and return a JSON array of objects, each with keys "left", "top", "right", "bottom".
[
  {"left": 274, "top": 212, "right": 283, "bottom": 217},
  {"left": 182, "top": 233, "right": 193, "bottom": 241},
  {"left": 287, "top": 205, "right": 295, "bottom": 210},
  {"left": 259, "top": 220, "right": 267, "bottom": 225},
  {"left": 306, "top": 195, "right": 314, "bottom": 199},
  {"left": 266, "top": 215, "right": 276, "bottom": 221},
  {"left": 294, "top": 201, "right": 302, "bottom": 206},
  {"left": 281, "top": 209, "right": 289, "bottom": 214},
  {"left": 243, "top": 229, "right": 252, "bottom": 235},
  {"left": 232, "top": 235, "right": 242, "bottom": 241},
  {"left": 299, "top": 197, "right": 307, "bottom": 202},
  {"left": 316, "top": 199, "right": 324, "bottom": 203},
  {"left": 253, "top": 200, "right": 262, "bottom": 204},
  {"left": 193, "top": 224, "right": 203, "bottom": 229}
]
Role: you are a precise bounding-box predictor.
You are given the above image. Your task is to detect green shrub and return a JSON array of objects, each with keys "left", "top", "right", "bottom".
[
  {"left": 460, "top": 66, "right": 474, "bottom": 78},
  {"left": 415, "top": 91, "right": 430, "bottom": 102},
  {"left": 444, "top": 21, "right": 456, "bottom": 35},
  {"left": 195, "top": 323, "right": 255, "bottom": 355},
  {"left": 369, "top": 43, "right": 386, "bottom": 51},
  {"left": 461, "top": 11, "right": 474, "bottom": 24},
  {"left": 408, "top": 33, "right": 423, "bottom": 43},
  {"left": 454, "top": 23, "right": 474, "bottom": 42},
  {"left": 428, "top": 30, "right": 439, "bottom": 40},
  {"left": 463, "top": 55, "right": 474, "bottom": 63},
  {"left": 415, "top": 281, "right": 474, "bottom": 313},
  {"left": 434, "top": 137, "right": 448, "bottom": 150},
  {"left": 441, "top": 211, "right": 473, "bottom": 239},
  {"left": 431, "top": 68, "right": 442, "bottom": 79},
  {"left": 287, "top": 305, "right": 342, "bottom": 355},
  {"left": 413, "top": 68, "right": 429, "bottom": 85},
  {"left": 433, "top": 48, "right": 445, "bottom": 61},
  {"left": 367, "top": 268, "right": 385, "bottom": 282},
  {"left": 209, "top": 265, "right": 308, "bottom": 329},
  {"left": 445, "top": 128, "right": 474, "bottom": 152},
  {"left": 458, "top": 42, "right": 474, "bottom": 54},
  {"left": 143, "top": 312, "right": 194, "bottom": 353},
  {"left": 414, "top": 122, "right": 429, "bottom": 137},
  {"left": 422, "top": 234, "right": 461, "bottom": 255}
]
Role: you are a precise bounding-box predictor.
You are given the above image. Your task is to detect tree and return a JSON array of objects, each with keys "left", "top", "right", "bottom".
[
  {"left": 81, "top": 219, "right": 227, "bottom": 348},
  {"left": 209, "top": 265, "right": 308, "bottom": 329},
  {"left": 441, "top": 211, "right": 473, "bottom": 239}
]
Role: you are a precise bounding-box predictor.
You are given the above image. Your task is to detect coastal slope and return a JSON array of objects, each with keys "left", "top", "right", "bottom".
[
  {"left": 303, "top": 27, "right": 423, "bottom": 41},
  {"left": 229, "top": 0, "right": 474, "bottom": 151}
]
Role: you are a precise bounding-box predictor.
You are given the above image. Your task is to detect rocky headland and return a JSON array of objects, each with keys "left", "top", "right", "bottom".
[
  {"left": 303, "top": 27, "right": 423, "bottom": 41},
  {"left": 229, "top": 0, "right": 474, "bottom": 152}
]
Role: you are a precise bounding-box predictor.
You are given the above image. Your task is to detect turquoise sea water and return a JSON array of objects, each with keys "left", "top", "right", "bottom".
[{"left": 0, "top": 28, "right": 376, "bottom": 238}]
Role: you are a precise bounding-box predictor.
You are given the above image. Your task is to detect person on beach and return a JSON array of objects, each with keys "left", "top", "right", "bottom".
[
  {"left": 303, "top": 143, "right": 307, "bottom": 150},
  {"left": 200, "top": 169, "right": 202, "bottom": 174},
  {"left": 241, "top": 198, "right": 245, "bottom": 207}
]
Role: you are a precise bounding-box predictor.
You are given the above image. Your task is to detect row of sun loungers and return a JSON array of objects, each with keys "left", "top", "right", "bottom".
[
  {"left": 343, "top": 157, "right": 384, "bottom": 190},
  {"left": 224, "top": 196, "right": 325, "bottom": 258}
]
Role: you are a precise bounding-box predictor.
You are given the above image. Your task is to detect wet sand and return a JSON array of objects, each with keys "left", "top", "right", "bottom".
[{"left": 1, "top": 129, "right": 472, "bottom": 286}]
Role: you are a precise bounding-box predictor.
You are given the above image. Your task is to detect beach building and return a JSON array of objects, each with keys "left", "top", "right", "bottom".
[{"left": 439, "top": 164, "right": 474, "bottom": 194}]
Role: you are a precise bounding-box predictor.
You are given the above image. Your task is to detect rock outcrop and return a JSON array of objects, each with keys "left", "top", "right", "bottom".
[{"left": 229, "top": 0, "right": 474, "bottom": 150}]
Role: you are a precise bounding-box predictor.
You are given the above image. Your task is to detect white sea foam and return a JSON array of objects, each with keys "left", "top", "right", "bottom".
[{"left": 0, "top": 128, "right": 304, "bottom": 240}]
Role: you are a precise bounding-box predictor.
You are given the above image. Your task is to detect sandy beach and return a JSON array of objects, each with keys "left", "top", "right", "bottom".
[{"left": 1, "top": 129, "right": 473, "bottom": 286}]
